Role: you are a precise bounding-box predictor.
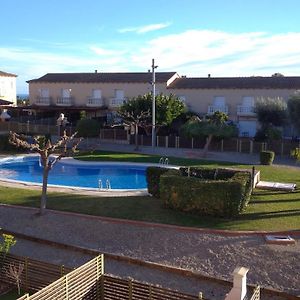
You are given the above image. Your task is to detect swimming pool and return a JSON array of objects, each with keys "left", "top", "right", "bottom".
[{"left": 0, "top": 155, "right": 151, "bottom": 190}]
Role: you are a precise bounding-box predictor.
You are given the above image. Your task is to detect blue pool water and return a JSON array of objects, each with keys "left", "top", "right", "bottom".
[{"left": 0, "top": 156, "right": 148, "bottom": 190}]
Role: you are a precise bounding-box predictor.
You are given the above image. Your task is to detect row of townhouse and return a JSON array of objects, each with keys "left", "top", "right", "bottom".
[{"left": 27, "top": 71, "right": 300, "bottom": 137}]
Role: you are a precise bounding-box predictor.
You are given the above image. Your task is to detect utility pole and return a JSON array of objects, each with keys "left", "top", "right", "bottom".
[{"left": 151, "top": 58, "right": 158, "bottom": 148}]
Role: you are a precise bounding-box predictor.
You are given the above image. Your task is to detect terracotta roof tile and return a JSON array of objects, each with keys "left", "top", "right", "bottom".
[
  {"left": 27, "top": 72, "right": 177, "bottom": 84},
  {"left": 168, "top": 76, "right": 300, "bottom": 89},
  {"left": 0, "top": 71, "right": 17, "bottom": 77}
]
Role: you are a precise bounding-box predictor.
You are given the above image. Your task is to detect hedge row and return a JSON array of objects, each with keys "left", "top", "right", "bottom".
[
  {"left": 147, "top": 166, "right": 252, "bottom": 218},
  {"left": 146, "top": 167, "right": 180, "bottom": 198}
]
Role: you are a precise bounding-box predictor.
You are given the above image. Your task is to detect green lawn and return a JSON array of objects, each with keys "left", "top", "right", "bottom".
[
  {"left": 0, "top": 289, "right": 25, "bottom": 300},
  {"left": 0, "top": 150, "right": 299, "bottom": 231}
]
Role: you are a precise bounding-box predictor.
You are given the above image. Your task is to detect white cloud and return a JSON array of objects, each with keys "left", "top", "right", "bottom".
[
  {"left": 2, "top": 29, "right": 300, "bottom": 93},
  {"left": 118, "top": 22, "right": 171, "bottom": 34}
]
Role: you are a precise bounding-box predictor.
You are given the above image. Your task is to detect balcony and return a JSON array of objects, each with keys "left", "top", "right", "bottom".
[
  {"left": 56, "top": 97, "right": 72, "bottom": 106},
  {"left": 207, "top": 105, "right": 228, "bottom": 115},
  {"left": 36, "top": 97, "right": 51, "bottom": 106},
  {"left": 109, "top": 97, "right": 126, "bottom": 107},
  {"left": 86, "top": 98, "right": 104, "bottom": 107},
  {"left": 237, "top": 105, "right": 256, "bottom": 116}
]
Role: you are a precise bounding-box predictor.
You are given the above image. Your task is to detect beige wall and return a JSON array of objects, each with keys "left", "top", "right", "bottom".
[
  {"left": 0, "top": 75, "right": 17, "bottom": 105},
  {"left": 170, "top": 88, "right": 297, "bottom": 121},
  {"left": 29, "top": 82, "right": 169, "bottom": 107}
]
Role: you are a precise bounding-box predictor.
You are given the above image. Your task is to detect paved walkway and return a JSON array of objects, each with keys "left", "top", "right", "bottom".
[{"left": 0, "top": 205, "right": 299, "bottom": 299}]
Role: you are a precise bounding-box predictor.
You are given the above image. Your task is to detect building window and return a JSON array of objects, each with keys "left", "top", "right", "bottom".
[
  {"left": 92, "top": 89, "right": 102, "bottom": 99},
  {"left": 115, "top": 89, "right": 124, "bottom": 99}
]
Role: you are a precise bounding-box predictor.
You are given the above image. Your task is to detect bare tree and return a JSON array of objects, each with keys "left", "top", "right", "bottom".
[
  {"left": 6, "top": 263, "right": 24, "bottom": 295},
  {"left": 9, "top": 131, "right": 82, "bottom": 215}
]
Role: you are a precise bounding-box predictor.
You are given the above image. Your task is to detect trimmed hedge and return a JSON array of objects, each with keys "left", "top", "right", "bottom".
[
  {"left": 0, "top": 134, "right": 22, "bottom": 152},
  {"left": 260, "top": 151, "right": 275, "bottom": 165},
  {"left": 159, "top": 167, "right": 252, "bottom": 218},
  {"left": 146, "top": 167, "right": 180, "bottom": 198}
]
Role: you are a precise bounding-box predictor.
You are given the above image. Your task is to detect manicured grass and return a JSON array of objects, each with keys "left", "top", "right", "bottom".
[
  {"left": 1, "top": 289, "right": 25, "bottom": 300},
  {"left": 0, "top": 150, "right": 299, "bottom": 231}
]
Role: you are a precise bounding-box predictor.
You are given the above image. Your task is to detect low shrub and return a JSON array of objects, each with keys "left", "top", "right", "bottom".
[
  {"left": 0, "top": 134, "right": 22, "bottom": 152},
  {"left": 76, "top": 119, "right": 101, "bottom": 137},
  {"left": 159, "top": 167, "right": 251, "bottom": 218},
  {"left": 260, "top": 151, "right": 275, "bottom": 165},
  {"left": 146, "top": 167, "right": 180, "bottom": 198}
]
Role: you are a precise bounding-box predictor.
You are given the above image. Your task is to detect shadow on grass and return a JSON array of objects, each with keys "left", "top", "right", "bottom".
[
  {"left": 240, "top": 209, "right": 300, "bottom": 220},
  {"left": 250, "top": 198, "right": 300, "bottom": 204}
]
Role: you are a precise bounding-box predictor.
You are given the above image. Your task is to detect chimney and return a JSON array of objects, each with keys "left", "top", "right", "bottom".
[
  {"left": 208, "top": 74, "right": 211, "bottom": 78},
  {"left": 95, "top": 70, "right": 98, "bottom": 73}
]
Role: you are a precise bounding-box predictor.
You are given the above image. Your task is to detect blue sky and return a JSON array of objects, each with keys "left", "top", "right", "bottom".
[{"left": 2, "top": 0, "right": 300, "bottom": 93}]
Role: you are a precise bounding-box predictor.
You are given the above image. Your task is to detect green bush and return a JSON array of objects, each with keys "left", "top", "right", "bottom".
[
  {"left": 260, "top": 151, "right": 275, "bottom": 165},
  {"left": 146, "top": 167, "right": 180, "bottom": 198},
  {"left": 159, "top": 168, "right": 251, "bottom": 218},
  {"left": 0, "top": 134, "right": 22, "bottom": 152},
  {"left": 76, "top": 119, "right": 101, "bottom": 137}
]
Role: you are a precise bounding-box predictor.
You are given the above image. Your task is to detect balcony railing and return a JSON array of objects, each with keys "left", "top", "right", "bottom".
[
  {"left": 237, "top": 105, "right": 256, "bottom": 116},
  {"left": 56, "top": 97, "right": 72, "bottom": 106},
  {"left": 109, "top": 97, "right": 126, "bottom": 107},
  {"left": 207, "top": 105, "right": 228, "bottom": 115},
  {"left": 36, "top": 97, "right": 51, "bottom": 106},
  {"left": 86, "top": 98, "right": 104, "bottom": 107}
]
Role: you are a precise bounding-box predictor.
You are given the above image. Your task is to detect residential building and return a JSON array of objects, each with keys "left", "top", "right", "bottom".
[
  {"left": 27, "top": 72, "right": 300, "bottom": 136},
  {"left": 0, "top": 71, "right": 17, "bottom": 105}
]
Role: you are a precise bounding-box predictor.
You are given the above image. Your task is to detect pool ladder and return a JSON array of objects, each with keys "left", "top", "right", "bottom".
[
  {"left": 159, "top": 157, "right": 169, "bottom": 165},
  {"left": 98, "top": 179, "right": 111, "bottom": 190}
]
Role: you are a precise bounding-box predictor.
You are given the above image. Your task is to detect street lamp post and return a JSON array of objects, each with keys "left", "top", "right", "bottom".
[{"left": 151, "top": 58, "right": 158, "bottom": 148}]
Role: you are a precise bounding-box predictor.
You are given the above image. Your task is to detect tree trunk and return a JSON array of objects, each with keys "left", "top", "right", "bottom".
[
  {"left": 202, "top": 134, "right": 213, "bottom": 157},
  {"left": 134, "top": 123, "right": 139, "bottom": 151},
  {"left": 40, "top": 166, "right": 50, "bottom": 215}
]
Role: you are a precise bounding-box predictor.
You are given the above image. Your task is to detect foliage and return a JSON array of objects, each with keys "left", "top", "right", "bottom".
[
  {"left": 146, "top": 167, "right": 180, "bottom": 198},
  {"left": 181, "top": 112, "right": 237, "bottom": 156},
  {"left": 9, "top": 131, "right": 81, "bottom": 214},
  {"left": 291, "top": 147, "right": 300, "bottom": 161},
  {"left": 254, "top": 97, "right": 287, "bottom": 127},
  {"left": 260, "top": 151, "right": 275, "bottom": 165},
  {"left": 118, "top": 93, "right": 186, "bottom": 149},
  {"left": 0, "top": 234, "right": 16, "bottom": 269},
  {"left": 76, "top": 118, "right": 101, "bottom": 137},
  {"left": 287, "top": 94, "right": 300, "bottom": 134},
  {"left": 159, "top": 168, "right": 252, "bottom": 218},
  {"left": 0, "top": 135, "right": 23, "bottom": 152},
  {"left": 181, "top": 112, "right": 237, "bottom": 139}
]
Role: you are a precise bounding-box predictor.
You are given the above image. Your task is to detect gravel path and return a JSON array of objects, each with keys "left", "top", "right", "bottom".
[{"left": 0, "top": 205, "right": 299, "bottom": 298}]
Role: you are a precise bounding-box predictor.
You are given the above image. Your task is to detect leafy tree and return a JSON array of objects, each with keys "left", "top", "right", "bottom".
[
  {"left": 9, "top": 132, "right": 81, "bottom": 215},
  {"left": 118, "top": 93, "right": 186, "bottom": 149},
  {"left": 287, "top": 94, "right": 300, "bottom": 135},
  {"left": 181, "top": 111, "right": 237, "bottom": 157},
  {"left": 254, "top": 97, "right": 287, "bottom": 132},
  {"left": 118, "top": 95, "right": 151, "bottom": 150}
]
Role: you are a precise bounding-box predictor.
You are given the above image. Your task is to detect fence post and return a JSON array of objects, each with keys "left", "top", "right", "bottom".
[
  {"left": 224, "top": 267, "right": 249, "bottom": 300},
  {"left": 236, "top": 139, "right": 239, "bottom": 152},
  {"left": 141, "top": 135, "right": 144, "bottom": 146},
  {"left": 65, "top": 275, "right": 69, "bottom": 299},
  {"left": 128, "top": 279, "right": 133, "bottom": 300},
  {"left": 60, "top": 265, "right": 65, "bottom": 276},
  {"left": 165, "top": 136, "right": 168, "bottom": 148},
  {"left": 191, "top": 137, "right": 194, "bottom": 149},
  {"left": 281, "top": 141, "right": 284, "bottom": 156},
  {"left": 239, "top": 140, "right": 242, "bottom": 153},
  {"left": 25, "top": 257, "right": 28, "bottom": 292},
  {"left": 156, "top": 136, "right": 159, "bottom": 147},
  {"left": 176, "top": 136, "right": 180, "bottom": 148},
  {"left": 221, "top": 139, "right": 224, "bottom": 152},
  {"left": 249, "top": 140, "right": 253, "bottom": 154}
]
